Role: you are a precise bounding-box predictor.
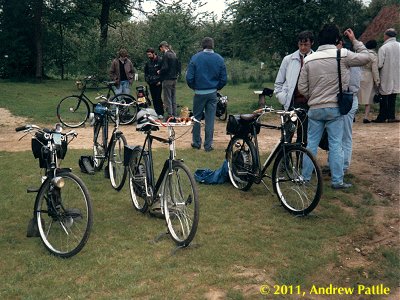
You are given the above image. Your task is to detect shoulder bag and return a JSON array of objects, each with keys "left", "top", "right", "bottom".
[{"left": 336, "top": 49, "right": 353, "bottom": 115}]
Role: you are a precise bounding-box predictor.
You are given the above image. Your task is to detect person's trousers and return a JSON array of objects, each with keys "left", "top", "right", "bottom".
[
  {"left": 342, "top": 95, "right": 358, "bottom": 171},
  {"left": 377, "top": 93, "right": 397, "bottom": 121},
  {"left": 192, "top": 92, "right": 217, "bottom": 150},
  {"left": 149, "top": 83, "right": 163, "bottom": 116},
  {"left": 162, "top": 80, "right": 177, "bottom": 117},
  {"left": 114, "top": 80, "right": 130, "bottom": 95}
]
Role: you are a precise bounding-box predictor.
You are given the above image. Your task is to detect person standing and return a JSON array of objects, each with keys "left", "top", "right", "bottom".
[
  {"left": 298, "top": 25, "right": 370, "bottom": 189},
  {"left": 109, "top": 48, "right": 135, "bottom": 94},
  {"left": 274, "top": 30, "right": 314, "bottom": 145},
  {"left": 144, "top": 48, "right": 164, "bottom": 118},
  {"left": 372, "top": 28, "right": 400, "bottom": 123},
  {"left": 358, "top": 40, "right": 380, "bottom": 123},
  {"left": 186, "top": 37, "right": 227, "bottom": 152},
  {"left": 158, "top": 41, "right": 180, "bottom": 118}
]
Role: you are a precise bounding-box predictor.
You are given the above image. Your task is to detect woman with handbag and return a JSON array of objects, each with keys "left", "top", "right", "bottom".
[{"left": 358, "top": 40, "right": 380, "bottom": 123}]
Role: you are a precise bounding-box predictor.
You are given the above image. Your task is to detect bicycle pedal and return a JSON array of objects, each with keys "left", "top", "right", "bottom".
[{"left": 27, "top": 187, "right": 40, "bottom": 193}]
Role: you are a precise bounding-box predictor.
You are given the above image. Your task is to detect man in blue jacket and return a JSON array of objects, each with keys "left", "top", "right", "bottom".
[{"left": 186, "top": 37, "right": 227, "bottom": 152}]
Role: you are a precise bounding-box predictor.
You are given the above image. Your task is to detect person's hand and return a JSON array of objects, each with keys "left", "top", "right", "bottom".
[{"left": 344, "top": 28, "right": 356, "bottom": 42}]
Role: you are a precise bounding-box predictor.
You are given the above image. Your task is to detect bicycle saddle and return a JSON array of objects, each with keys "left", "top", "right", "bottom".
[{"left": 239, "top": 113, "right": 259, "bottom": 122}]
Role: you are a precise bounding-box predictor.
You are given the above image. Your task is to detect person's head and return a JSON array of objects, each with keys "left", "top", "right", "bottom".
[
  {"left": 201, "top": 37, "right": 214, "bottom": 50},
  {"left": 146, "top": 47, "right": 156, "bottom": 59},
  {"left": 159, "top": 41, "right": 169, "bottom": 52},
  {"left": 365, "top": 40, "right": 377, "bottom": 50},
  {"left": 384, "top": 28, "right": 397, "bottom": 41},
  {"left": 118, "top": 48, "right": 128, "bottom": 60},
  {"left": 318, "top": 24, "right": 341, "bottom": 46},
  {"left": 297, "top": 31, "right": 314, "bottom": 54}
]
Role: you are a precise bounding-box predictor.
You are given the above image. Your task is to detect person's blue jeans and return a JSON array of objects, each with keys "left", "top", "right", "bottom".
[
  {"left": 303, "top": 107, "right": 344, "bottom": 185},
  {"left": 342, "top": 95, "right": 358, "bottom": 171},
  {"left": 192, "top": 92, "right": 217, "bottom": 150},
  {"left": 114, "top": 80, "right": 130, "bottom": 95}
]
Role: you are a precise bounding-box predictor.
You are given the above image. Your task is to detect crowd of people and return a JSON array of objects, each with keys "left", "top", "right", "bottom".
[{"left": 108, "top": 25, "right": 399, "bottom": 189}]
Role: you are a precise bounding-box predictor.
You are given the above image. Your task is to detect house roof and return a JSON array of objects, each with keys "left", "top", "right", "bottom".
[{"left": 359, "top": 5, "right": 400, "bottom": 43}]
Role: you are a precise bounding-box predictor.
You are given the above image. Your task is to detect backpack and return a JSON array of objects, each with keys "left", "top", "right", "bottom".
[{"left": 79, "top": 156, "right": 95, "bottom": 175}]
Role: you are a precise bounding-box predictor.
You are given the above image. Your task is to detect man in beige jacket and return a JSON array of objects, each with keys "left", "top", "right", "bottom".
[
  {"left": 298, "top": 24, "right": 370, "bottom": 189},
  {"left": 372, "top": 28, "right": 400, "bottom": 123}
]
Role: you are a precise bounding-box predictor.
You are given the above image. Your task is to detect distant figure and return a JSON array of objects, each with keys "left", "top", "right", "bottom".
[
  {"left": 358, "top": 40, "right": 380, "bottom": 123},
  {"left": 109, "top": 48, "right": 135, "bottom": 94},
  {"left": 186, "top": 37, "right": 227, "bottom": 152},
  {"left": 274, "top": 30, "right": 314, "bottom": 145},
  {"left": 158, "top": 41, "right": 180, "bottom": 118},
  {"left": 144, "top": 48, "right": 164, "bottom": 118},
  {"left": 372, "top": 28, "right": 400, "bottom": 123}
]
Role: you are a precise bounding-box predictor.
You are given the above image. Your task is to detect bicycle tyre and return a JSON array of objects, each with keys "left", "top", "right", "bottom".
[
  {"left": 34, "top": 172, "right": 93, "bottom": 258},
  {"left": 93, "top": 121, "right": 107, "bottom": 171},
  {"left": 218, "top": 104, "right": 228, "bottom": 121},
  {"left": 109, "top": 133, "right": 128, "bottom": 190},
  {"left": 162, "top": 160, "right": 199, "bottom": 247},
  {"left": 226, "top": 135, "right": 257, "bottom": 191},
  {"left": 57, "top": 95, "right": 90, "bottom": 128},
  {"left": 108, "top": 94, "right": 138, "bottom": 125},
  {"left": 272, "top": 145, "right": 322, "bottom": 216},
  {"left": 128, "top": 147, "right": 149, "bottom": 213}
]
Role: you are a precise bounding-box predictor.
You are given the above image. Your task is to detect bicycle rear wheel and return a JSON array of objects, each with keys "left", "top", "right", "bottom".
[
  {"left": 34, "top": 172, "right": 93, "bottom": 258},
  {"left": 226, "top": 135, "right": 257, "bottom": 191},
  {"left": 109, "top": 133, "right": 127, "bottom": 190},
  {"left": 57, "top": 96, "right": 90, "bottom": 128},
  {"left": 162, "top": 160, "right": 199, "bottom": 247},
  {"left": 272, "top": 145, "right": 322, "bottom": 216},
  {"left": 109, "top": 94, "right": 138, "bottom": 125},
  {"left": 93, "top": 120, "right": 107, "bottom": 171},
  {"left": 128, "top": 147, "right": 149, "bottom": 213}
]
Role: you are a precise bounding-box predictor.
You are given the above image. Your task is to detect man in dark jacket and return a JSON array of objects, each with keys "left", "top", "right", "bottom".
[
  {"left": 186, "top": 37, "right": 227, "bottom": 152},
  {"left": 144, "top": 48, "right": 163, "bottom": 117},
  {"left": 158, "top": 41, "right": 180, "bottom": 118}
]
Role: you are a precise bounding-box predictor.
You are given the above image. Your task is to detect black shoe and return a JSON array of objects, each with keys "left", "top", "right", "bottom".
[
  {"left": 331, "top": 182, "right": 352, "bottom": 189},
  {"left": 363, "top": 119, "right": 371, "bottom": 124},
  {"left": 204, "top": 147, "right": 214, "bottom": 152},
  {"left": 371, "top": 119, "right": 386, "bottom": 123},
  {"left": 387, "top": 119, "right": 400, "bottom": 123},
  {"left": 191, "top": 143, "right": 200, "bottom": 150}
]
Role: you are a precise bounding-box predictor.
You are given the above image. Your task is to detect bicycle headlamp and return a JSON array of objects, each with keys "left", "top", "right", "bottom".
[
  {"left": 52, "top": 177, "right": 65, "bottom": 188},
  {"left": 290, "top": 111, "right": 298, "bottom": 122}
]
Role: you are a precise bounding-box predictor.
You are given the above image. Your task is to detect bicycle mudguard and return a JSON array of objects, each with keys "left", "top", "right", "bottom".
[
  {"left": 124, "top": 145, "right": 141, "bottom": 166},
  {"left": 56, "top": 168, "right": 72, "bottom": 175}
]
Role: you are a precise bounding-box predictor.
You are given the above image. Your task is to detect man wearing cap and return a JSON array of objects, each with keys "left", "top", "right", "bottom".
[
  {"left": 158, "top": 41, "right": 180, "bottom": 119},
  {"left": 372, "top": 28, "right": 400, "bottom": 123}
]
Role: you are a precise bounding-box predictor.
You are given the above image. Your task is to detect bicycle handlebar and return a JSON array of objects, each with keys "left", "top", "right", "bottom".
[{"left": 15, "top": 124, "right": 77, "bottom": 138}]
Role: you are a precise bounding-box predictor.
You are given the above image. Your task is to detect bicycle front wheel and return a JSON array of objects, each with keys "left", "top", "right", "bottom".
[
  {"left": 34, "top": 172, "right": 93, "bottom": 258},
  {"left": 162, "top": 160, "right": 199, "bottom": 247},
  {"left": 109, "top": 94, "right": 138, "bottom": 125},
  {"left": 57, "top": 96, "right": 90, "bottom": 128},
  {"left": 109, "top": 133, "right": 128, "bottom": 190},
  {"left": 93, "top": 121, "right": 107, "bottom": 171},
  {"left": 226, "top": 135, "right": 257, "bottom": 191},
  {"left": 272, "top": 145, "right": 322, "bottom": 216}
]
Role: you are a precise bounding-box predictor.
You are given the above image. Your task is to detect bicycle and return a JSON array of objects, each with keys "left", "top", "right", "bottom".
[
  {"left": 216, "top": 92, "right": 228, "bottom": 121},
  {"left": 16, "top": 123, "right": 93, "bottom": 258},
  {"left": 125, "top": 111, "right": 199, "bottom": 247},
  {"left": 56, "top": 75, "right": 137, "bottom": 127},
  {"left": 91, "top": 97, "right": 131, "bottom": 190},
  {"left": 225, "top": 106, "right": 322, "bottom": 216}
]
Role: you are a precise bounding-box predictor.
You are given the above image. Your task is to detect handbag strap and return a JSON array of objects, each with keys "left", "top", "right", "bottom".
[{"left": 336, "top": 49, "right": 343, "bottom": 95}]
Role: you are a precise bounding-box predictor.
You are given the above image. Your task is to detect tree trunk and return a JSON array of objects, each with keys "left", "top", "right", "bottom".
[
  {"left": 33, "top": 0, "right": 44, "bottom": 80},
  {"left": 98, "top": 0, "right": 111, "bottom": 77}
]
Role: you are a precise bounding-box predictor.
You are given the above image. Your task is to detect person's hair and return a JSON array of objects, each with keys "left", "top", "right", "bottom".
[
  {"left": 119, "top": 48, "right": 128, "bottom": 57},
  {"left": 365, "top": 40, "right": 377, "bottom": 49},
  {"left": 201, "top": 37, "right": 214, "bottom": 49},
  {"left": 159, "top": 41, "right": 169, "bottom": 49},
  {"left": 146, "top": 47, "right": 155, "bottom": 53},
  {"left": 318, "top": 24, "right": 341, "bottom": 46},
  {"left": 298, "top": 31, "right": 314, "bottom": 43},
  {"left": 385, "top": 28, "right": 397, "bottom": 37}
]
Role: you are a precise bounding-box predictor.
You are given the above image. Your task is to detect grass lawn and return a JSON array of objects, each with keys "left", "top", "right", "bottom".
[{"left": 0, "top": 80, "right": 399, "bottom": 299}]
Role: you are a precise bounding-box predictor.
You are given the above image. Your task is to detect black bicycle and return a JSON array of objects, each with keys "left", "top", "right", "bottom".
[
  {"left": 16, "top": 124, "right": 93, "bottom": 258},
  {"left": 216, "top": 92, "right": 228, "bottom": 121},
  {"left": 225, "top": 106, "right": 322, "bottom": 216},
  {"left": 125, "top": 112, "right": 199, "bottom": 247},
  {"left": 56, "top": 76, "right": 137, "bottom": 127},
  {"left": 92, "top": 97, "right": 131, "bottom": 190}
]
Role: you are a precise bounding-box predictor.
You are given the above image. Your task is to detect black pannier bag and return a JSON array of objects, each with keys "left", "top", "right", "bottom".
[
  {"left": 31, "top": 132, "right": 67, "bottom": 168},
  {"left": 226, "top": 114, "right": 260, "bottom": 136}
]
